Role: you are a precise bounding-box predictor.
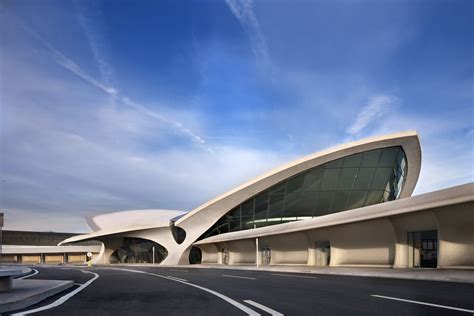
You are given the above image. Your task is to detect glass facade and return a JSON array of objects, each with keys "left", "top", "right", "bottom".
[
  {"left": 110, "top": 237, "right": 168, "bottom": 264},
  {"left": 200, "top": 146, "right": 407, "bottom": 239}
]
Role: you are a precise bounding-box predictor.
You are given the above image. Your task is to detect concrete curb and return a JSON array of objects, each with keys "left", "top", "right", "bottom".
[
  {"left": 14, "top": 267, "right": 33, "bottom": 279},
  {"left": 0, "top": 279, "right": 74, "bottom": 314}
]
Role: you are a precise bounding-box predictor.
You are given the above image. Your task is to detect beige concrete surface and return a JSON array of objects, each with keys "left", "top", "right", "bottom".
[{"left": 0, "top": 279, "right": 73, "bottom": 313}]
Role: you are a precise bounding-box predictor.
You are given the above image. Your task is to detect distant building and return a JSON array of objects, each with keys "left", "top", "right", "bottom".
[
  {"left": 51, "top": 131, "right": 474, "bottom": 268},
  {"left": 1, "top": 230, "right": 101, "bottom": 264},
  {"left": 0, "top": 213, "right": 3, "bottom": 260}
]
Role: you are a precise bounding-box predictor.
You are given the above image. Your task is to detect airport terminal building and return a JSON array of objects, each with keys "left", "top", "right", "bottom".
[{"left": 60, "top": 131, "right": 473, "bottom": 269}]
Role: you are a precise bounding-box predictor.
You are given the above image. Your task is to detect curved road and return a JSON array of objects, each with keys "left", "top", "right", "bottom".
[{"left": 10, "top": 266, "right": 474, "bottom": 315}]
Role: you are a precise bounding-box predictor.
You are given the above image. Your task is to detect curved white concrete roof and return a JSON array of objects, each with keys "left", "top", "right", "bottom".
[
  {"left": 60, "top": 209, "right": 185, "bottom": 245},
  {"left": 177, "top": 131, "right": 421, "bottom": 229},
  {"left": 86, "top": 209, "right": 185, "bottom": 231}
]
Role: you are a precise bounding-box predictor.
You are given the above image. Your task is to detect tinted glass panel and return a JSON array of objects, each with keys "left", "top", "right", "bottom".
[
  {"left": 304, "top": 167, "right": 323, "bottom": 191},
  {"left": 331, "top": 191, "right": 351, "bottom": 212},
  {"left": 286, "top": 173, "right": 305, "bottom": 195},
  {"left": 284, "top": 191, "right": 317, "bottom": 218},
  {"left": 270, "top": 182, "right": 286, "bottom": 194},
  {"left": 365, "top": 191, "right": 384, "bottom": 206},
  {"left": 325, "top": 158, "right": 343, "bottom": 168},
  {"left": 228, "top": 207, "right": 241, "bottom": 232},
  {"left": 254, "top": 191, "right": 268, "bottom": 221},
  {"left": 314, "top": 191, "right": 334, "bottom": 216},
  {"left": 354, "top": 168, "right": 375, "bottom": 190},
  {"left": 361, "top": 149, "right": 381, "bottom": 167},
  {"left": 268, "top": 193, "right": 285, "bottom": 223},
  {"left": 241, "top": 199, "right": 254, "bottom": 229},
  {"left": 347, "top": 191, "right": 367, "bottom": 209},
  {"left": 371, "top": 168, "right": 393, "bottom": 190},
  {"left": 343, "top": 153, "right": 363, "bottom": 167},
  {"left": 337, "top": 168, "right": 358, "bottom": 190},
  {"left": 379, "top": 147, "right": 400, "bottom": 167},
  {"left": 321, "top": 168, "right": 341, "bottom": 190}
]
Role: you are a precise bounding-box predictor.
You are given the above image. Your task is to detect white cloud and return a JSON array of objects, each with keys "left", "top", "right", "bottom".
[
  {"left": 75, "top": 3, "right": 114, "bottom": 85},
  {"left": 347, "top": 94, "right": 397, "bottom": 136},
  {"left": 225, "top": 0, "right": 270, "bottom": 71}
]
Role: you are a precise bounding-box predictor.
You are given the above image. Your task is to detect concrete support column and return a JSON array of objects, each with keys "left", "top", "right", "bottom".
[{"left": 0, "top": 277, "right": 12, "bottom": 291}]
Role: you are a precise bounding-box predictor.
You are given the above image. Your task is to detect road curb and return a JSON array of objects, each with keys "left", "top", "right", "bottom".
[{"left": 169, "top": 265, "right": 474, "bottom": 284}]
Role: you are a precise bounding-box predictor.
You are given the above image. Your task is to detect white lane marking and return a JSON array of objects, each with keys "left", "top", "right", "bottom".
[
  {"left": 170, "top": 269, "right": 189, "bottom": 272},
  {"left": 371, "top": 295, "right": 474, "bottom": 313},
  {"left": 18, "top": 268, "right": 39, "bottom": 279},
  {"left": 12, "top": 270, "right": 99, "bottom": 315},
  {"left": 166, "top": 275, "right": 188, "bottom": 282},
  {"left": 244, "top": 300, "right": 284, "bottom": 316},
  {"left": 222, "top": 274, "right": 256, "bottom": 280},
  {"left": 271, "top": 273, "right": 317, "bottom": 279},
  {"left": 107, "top": 268, "right": 260, "bottom": 316}
]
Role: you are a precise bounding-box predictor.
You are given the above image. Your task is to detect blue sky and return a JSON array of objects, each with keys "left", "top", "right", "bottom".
[{"left": 1, "top": 0, "right": 472, "bottom": 232}]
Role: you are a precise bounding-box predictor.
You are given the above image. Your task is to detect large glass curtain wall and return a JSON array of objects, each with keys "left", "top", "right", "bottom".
[{"left": 201, "top": 146, "right": 407, "bottom": 239}]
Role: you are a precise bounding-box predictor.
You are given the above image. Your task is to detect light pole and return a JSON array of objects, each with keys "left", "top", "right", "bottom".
[{"left": 256, "top": 237, "right": 259, "bottom": 269}]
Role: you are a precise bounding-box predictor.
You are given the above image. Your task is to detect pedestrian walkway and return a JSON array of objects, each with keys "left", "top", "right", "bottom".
[
  {"left": 0, "top": 271, "right": 73, "bottom": 313},
  {"left": 177, "top": 264, "right": 474, "bottom": 284}
]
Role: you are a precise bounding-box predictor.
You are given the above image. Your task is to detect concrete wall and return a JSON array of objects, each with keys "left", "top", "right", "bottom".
[
  {"left": 199, "top": 243, "right": 219, "bottom": 264},
  {"left": 260, "top": 232, "right": 309, "bottom": 265},
  {"left": 0, "top": 255, "right": 17, "bottom": 263},
  {"left": 434, "top": 202, "right": 474, "bottom": 268},
  {"left": 67, "top": 254, "right": 86, "bottom": 263},
  {"left": 327, "top": 219, "right": 396, "bottom": 267},
  {"left": 44, "top": 254, "right": 63, "bottom": 263},
  {"left": 227, "top": 239, "right": 256, "bottom": 264},
  {"left": 21, "top": 255, "right": 40, "bottom": 263}
]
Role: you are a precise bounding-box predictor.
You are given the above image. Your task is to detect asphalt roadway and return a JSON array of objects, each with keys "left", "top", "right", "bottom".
[{"left": 9, "top": 265, "right": 474, "bottom": 315}]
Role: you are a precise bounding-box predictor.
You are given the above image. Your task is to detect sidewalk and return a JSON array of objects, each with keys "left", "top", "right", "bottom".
[
  {"left": 176, "top": 264, "right": 474, "bottom": 284},
  {"left": 0, "top": 275, "right": 73, "bottom": 313}
]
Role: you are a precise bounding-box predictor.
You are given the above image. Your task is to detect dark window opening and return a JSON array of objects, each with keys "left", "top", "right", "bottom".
[{"left": 110, "top": 237, "right": 167, "bottom": 264}]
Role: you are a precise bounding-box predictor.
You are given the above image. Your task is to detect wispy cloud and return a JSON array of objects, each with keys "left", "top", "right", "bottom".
[
  {"left": 225, "top": 0, "right": 270, "bottom": 70},
  {"left": 24, "top": 25, "right": 212, "bottom": 151},
  {"left": 347, "top": 95, "right": 397, "bottom": 136},
  {"left": 75, "top": 3, "right": 114, "bottom": 85},
  {"left": 24, "top": 25, "right": 118, "bottom": 95}
]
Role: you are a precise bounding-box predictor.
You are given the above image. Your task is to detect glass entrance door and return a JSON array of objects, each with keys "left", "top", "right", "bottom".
[
  {"left": 408, "top": 230, "right": 438, "bottom": 268},
  {"left": 261, "top": 246, "right": 271, "bottom": 265},
  {"left": 221, "top": 248, "right": 229, "bottom": 265},
  {"left": 315, "top": 240, "right": 331, "bottom": 266}
]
